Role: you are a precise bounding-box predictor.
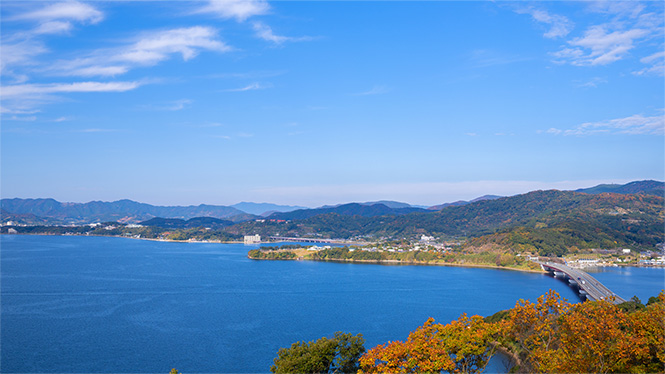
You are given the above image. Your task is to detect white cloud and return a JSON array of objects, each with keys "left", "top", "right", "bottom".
[
  {"left": 515, "top": 7, "right": 573, "bottom": 39},
  {"left": 1, "top": 2, "right": 105, "bottom": 81},
  {"left": 546, "top": 113, "right": 665, "bottom": 136},
  {"left": 5, "top": 115, "right": 38, "bottom": 122},
  {"left": 587, "top": 1, "right": 645, "bottom": 19},
  {"left": 0, "top": 40, "right": 48, "bottom": 77},
  {"left": 2, "top": 81, "right": 141, "bottom": 98},
  {"left": 0, "top": 106, "right": 40, "bottom": 115},
  {"left": 13, "top": 1, "right": 104, "bottom": 24},
  {"left": 634, "top": 50, "right": 665, "bottom": 76},
  {"left": 44, "top": 26, "right": 230, "bottom": 78},
  {"left": 119, "top": 27, "right": 230, "bottom": 64},
  {"left": 33, "top": 20, "right": 73, "bottom": 35},
  {"left": 195, "top": 0, "right": 270, "bottom": 22},
  {"left": 517, "top": 2, "right": 663, "bottom": 69},
  {"left": 252, "top": 22, "right": 313, "bottom": 44},
  {"left": 223, "top": 82, "right": 269, "bottom": 92},
  {"left": 553, "top": 26, "right": 649, "bottom": 66}
]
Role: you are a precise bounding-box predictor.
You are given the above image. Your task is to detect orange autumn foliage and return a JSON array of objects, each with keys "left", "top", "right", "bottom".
[
  {"left": 359, "top": 314, "right": 497, "bottom": 374},
  {"left": 504, "top": 290, "right": 665, "bottom": 373},
  {"left": 359, "top": 290, "right": 664, "bottom": 374}
]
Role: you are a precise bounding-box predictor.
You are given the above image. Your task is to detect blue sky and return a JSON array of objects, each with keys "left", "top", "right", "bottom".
[{"left": 1, "top": 0, "right": 663, "bottom": 207}]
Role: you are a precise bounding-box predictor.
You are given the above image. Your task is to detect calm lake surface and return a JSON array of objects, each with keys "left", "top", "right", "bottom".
[{"left": 2, "top": 235, "right": 663, "bottom": 373}]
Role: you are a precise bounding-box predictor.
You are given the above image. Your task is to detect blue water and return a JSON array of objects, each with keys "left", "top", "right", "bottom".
[{"left": 1, "top": 235, "right": 663, "bottom": 373}]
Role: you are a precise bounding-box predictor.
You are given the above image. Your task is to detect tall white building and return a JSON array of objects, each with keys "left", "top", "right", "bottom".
[{"left": 244, "top": 234, "right": 261, "bottom": 244}]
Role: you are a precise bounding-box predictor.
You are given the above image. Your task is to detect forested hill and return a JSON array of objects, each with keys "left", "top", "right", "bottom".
[
  {"left": 227, "top": 190, "right": 664, "bottom": 253},
  {"left": 139, "top": 217, "right": 235, "bottom": 229}
]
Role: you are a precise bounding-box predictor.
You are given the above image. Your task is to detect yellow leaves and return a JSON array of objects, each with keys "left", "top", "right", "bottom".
[
  {"left": 361, "top": 290, "right": 664, "bottom": 374},
  {"left": 359, "top": 315, "right": 497, "bottom": 374},
  {"left": 502, "top": 289, "right": 665, "bottom": 373}
]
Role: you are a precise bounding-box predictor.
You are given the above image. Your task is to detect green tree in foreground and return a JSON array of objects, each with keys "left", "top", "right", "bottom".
[{"left": 271, "top": 332, "right": 365, "bottom": 374}]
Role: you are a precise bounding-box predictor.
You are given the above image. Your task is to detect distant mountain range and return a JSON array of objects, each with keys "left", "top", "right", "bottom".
[
  {"left": 266, "top": 203, "right": 429, "bottom": 220},
  {"left": 0, "top": 198, "right": 254, "bottom": 224},
  {"left": 575, "top": 180, "right": 664, "bottom": 196},
  {"left": 3, "top": 180, "right": 663, "bottom": 256},
  {"left": 2, "top": 180, "right": 662, "bottom": 226},
  {"left": 230, "top": 202, "right": 307, "bottom": 216},
  {"left": 428, "top": 195, "right": 504, "bottom": 211},
  {"left": 319, "top": 200, "right": 424, "bottom": 209}
]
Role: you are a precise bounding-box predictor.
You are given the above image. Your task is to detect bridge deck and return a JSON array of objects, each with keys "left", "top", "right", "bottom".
[
  {"left": 269, "top": 236, "right": 352, "bottom": 244},
  {"left": 536, "top": 261, "right": 626, "bottom": 304}
]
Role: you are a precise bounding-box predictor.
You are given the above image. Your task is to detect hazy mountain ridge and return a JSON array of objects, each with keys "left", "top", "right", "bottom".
[
  {"left": 266, "top": 203, "right": 429, "bottom": 220},
  {"left": 0, "top": 198, "right": 252, "bottom": 224},
  {"left": 575, "top": 180, "right": 664, "bottom": 196},
  {"left": 3, "top": 181, "right": 663, "bottom": 236},
  {"left": 428, "top": 195, "right": 504, "bottom": 211},
  {"left": 318, "top": 200, "right": 419, "bottom": 209},
  {"left": 231, "top": 202, "right": 307, "bottom": 216}
]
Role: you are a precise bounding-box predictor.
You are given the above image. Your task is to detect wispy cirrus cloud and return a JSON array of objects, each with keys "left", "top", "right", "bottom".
[
  {"left": 0, "top": 40, "right": 48, "bottom": 79},
  {"left": 47, "top": 26, "right": 231, "bottom": 78},
  {"left": 545, "top": 113, "right": 665, "bottom": 136},
  {"left": 12, "top": 1, "right": 103, "bottom": 24},
  {"left": 517, "top": 1, "right": 663, "bottom": 71},
  {"left": 2, "top": 81, "right": 141, "bottom": 101},
  {"left": 515, "top": 7, "right": 574, "bottom": 39},
  {"left": 252, "top": 22, "right": 313, "bottom": 45},
  {"left": 553, "top": 26, "right": 650, "bottom": 66},
  {"left": 2, "top": 26, "right": 229, "bottom": 112},
  {"left": 223, "top": 82, "right": 270, "bottom": 92},
  {"left": 2, "top": 1, "right": 102, "bottom": 75},
  {"left": 634, "top": 50, "right": 665, "bottom": 77},
  {"left": 194, "top": 0, "right": 270, "bottom": 22}
]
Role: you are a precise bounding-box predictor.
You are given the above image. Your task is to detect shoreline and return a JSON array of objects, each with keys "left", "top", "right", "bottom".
[
  {"left": 248, "top": 255, "right": 547, "bottom": 274},
  {"left": 4, "top": 233, "right": 663, "bottom": 270}
]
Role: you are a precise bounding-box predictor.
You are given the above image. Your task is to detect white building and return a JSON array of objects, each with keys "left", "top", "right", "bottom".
[
  {"left": 622, "top": 248, "right": 631, "bottom": 254},
  {"left": 420, "top": 235, "right": 435, "bottom": 242},
  {"left": 244, "top": 234, "right": 261, "bottom": 244}
]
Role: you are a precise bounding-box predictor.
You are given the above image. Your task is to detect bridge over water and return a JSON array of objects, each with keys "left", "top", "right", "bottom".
[
  {"left": 536, "top": 261, "right": 626, "bottom": 304},
  {"left": 269, "top": 236, "right": 356, "bottom": 244}
]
